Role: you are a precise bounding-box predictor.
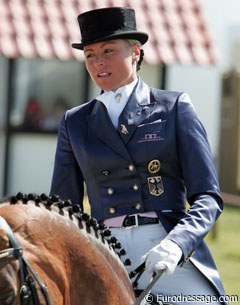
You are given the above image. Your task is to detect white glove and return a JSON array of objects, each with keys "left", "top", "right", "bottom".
[{"left": 141, "top": 239, "right": 182, "bottom": 275}]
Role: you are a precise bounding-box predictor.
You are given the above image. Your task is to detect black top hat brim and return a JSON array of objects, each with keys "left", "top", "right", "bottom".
[
  {"left": 72, "top": 7, "right": 149, "bottom": 50},
  {"left": 72, "top": 31, "right": 148, "bottom": 50}
]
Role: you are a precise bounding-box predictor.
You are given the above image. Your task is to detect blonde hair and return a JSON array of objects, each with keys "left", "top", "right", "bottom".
[
  {"left": 125, "top": 39, "right": 144, "bottom": 71},
  {"left": 126, "top": 39, "right": 142, "bottom": 46}
]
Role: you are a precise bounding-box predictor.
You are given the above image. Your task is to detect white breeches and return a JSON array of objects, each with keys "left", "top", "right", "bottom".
[{"left": 111, "top": 223, "right": 221, "bottom": 305}]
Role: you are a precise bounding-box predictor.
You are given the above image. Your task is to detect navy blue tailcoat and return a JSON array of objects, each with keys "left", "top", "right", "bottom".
[{"left": 50, "top": 78, "right": 227, "bottom": 302}]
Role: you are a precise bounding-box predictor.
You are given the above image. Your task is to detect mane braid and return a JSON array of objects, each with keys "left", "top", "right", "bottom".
[{"left": 4, "top": 192, "right": 131, "bottom": 268}]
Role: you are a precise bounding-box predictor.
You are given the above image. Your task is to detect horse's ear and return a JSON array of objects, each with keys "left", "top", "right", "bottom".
[{"left": 0, "top": 228, "right": 10, "bottom": 249}]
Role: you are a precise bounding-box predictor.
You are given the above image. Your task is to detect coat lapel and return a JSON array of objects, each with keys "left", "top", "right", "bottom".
[
  {"left": 87, "top": 100, "right": 131, "bottom": 159},
  {"left": 117, "top": 78, "right": 153, "bottom": 143},
  {"left": 87, "top": 79, "right": 155, "bottom": 156}
]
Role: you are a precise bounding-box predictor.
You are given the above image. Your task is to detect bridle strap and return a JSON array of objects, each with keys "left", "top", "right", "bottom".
[
  {"left": 19, "top": 257, "right": 31, "bottom": 305},
  {"left": 0, "top": 216, "right": 30, "bottom": 304},
  {"left": 22, "top": 256, "right": 52, "bottom": 305},
  {"left": 0, "top": 248, "right": 21, "bottom": 259},
  {"left": 0, "top": 216, "right": 52, "bottom": 305}
]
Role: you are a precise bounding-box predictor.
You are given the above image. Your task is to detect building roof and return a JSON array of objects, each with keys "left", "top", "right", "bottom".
[{"left": 0, "top": 0, "right": 218, "bottom": 65}]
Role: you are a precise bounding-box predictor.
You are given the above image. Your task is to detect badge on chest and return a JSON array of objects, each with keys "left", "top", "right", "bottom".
[{"left": 147, "top": 160, "right": 164, "bottom": 196}]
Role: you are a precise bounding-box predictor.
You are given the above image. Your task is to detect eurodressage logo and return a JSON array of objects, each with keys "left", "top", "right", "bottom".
[
  {"left": 145, "top": 294, "right": 164, "bottom": 304},
  {"left": 145, "top": 293, "right": 239, "bottom": 304}
]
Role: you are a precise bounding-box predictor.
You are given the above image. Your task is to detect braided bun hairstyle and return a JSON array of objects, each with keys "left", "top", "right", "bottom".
[{"left": 137, "top": 49, "right": 144, "bottom": 71}]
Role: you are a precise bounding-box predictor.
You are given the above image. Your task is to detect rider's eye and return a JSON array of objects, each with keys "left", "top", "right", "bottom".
[
  {"left": 104, "top": 48, "right": 113, "bottom": 54},
  {"left": 85, "top": 53, "right": 94, "bottom": 59}
]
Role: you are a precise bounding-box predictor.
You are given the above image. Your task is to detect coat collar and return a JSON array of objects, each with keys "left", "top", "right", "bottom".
[
  {"left": 87, "top": 78, "right": 154, "bottom": 158},
  {"left": 117, "top": 77, "right": 152, "bottom": 143},
  {"left": 88, "top": 101, "right": 131, "bottom": 159}
]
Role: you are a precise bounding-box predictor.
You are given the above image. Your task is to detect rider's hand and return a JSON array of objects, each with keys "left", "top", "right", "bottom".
[{"left": 141, "top": 239, "right": 182, "bottom": 275}]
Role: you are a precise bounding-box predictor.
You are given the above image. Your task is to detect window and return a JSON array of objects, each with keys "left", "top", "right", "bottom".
[{"left": 10, "top": 58, "right": 86, "bottom": 132}]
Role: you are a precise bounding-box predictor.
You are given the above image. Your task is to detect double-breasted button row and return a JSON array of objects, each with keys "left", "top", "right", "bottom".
[
  {"left": 135, "top": 203, "right": 141, "bottom": 210},
  {"left": 108, "top": 203, "right": 142, "bottom": 214},
  {"left": 109, "top": 207, "right": 116, "bottom": 214},
  {"left": 133, "top": 184, "right": 139, "bottom": 191},
  {"left": 107, "top": 188, "right": 114, "bottom": 195},
  {"left": 128, "top": 164, "right": 135, "bottom": 171},
  {"left": 106, "top": 184, "right": 140, "bottom": 195},
  {"left": 101, "top": 164, "right": 135, "bottom": 176}
]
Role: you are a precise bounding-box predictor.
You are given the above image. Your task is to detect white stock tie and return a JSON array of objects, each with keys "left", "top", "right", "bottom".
[
  {"left": 96, "top": 78, "right": 138, "bottom": 128},
  {"left": 106, "top": 90, "right": 127, "bottom": 128}
]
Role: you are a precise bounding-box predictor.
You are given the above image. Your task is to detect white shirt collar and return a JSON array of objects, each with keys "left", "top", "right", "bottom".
[{"left": 96, "top": 78, "right": 138, "bottom": 109}]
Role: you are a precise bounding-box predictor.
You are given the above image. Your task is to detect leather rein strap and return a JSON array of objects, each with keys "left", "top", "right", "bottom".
[
  {"left": 130, "top": 262, "right": 164, "bottom": 305},
  {"left": 0, "top": 216, "right": 52, "bottom": 305}
]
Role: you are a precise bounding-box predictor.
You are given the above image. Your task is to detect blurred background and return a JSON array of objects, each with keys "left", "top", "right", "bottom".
[{"left": 0, "top": 0, "right": 239, "bottom": 301}]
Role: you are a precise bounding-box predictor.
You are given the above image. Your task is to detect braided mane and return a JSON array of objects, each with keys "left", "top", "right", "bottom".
[{"left": 1, "top": 192, "right": 131, "bottom": 268}]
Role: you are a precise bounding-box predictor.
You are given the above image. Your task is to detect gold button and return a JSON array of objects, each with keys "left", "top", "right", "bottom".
[
  {"left": 109, "top": 207, "right": 116, "bottom": 214},
  {"left": 133, "top": 184, "right": 139, "bottom": 191},
  {"left": 107, "top": 188, "right": 114, "bottom": 195},
  {"left": 135, "top": 203, "right": 141, "bottom": 210},
  {"left": 128, "top": 164, "right": 134, "bottom": 171}
]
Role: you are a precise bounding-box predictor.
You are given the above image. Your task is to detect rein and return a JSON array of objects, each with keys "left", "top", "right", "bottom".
[
  {"left": 0, "top": 216, "right": 52, "bottom": 305},
  {"left": 130, "top": 262, "right": 167, "bottom": 305}
]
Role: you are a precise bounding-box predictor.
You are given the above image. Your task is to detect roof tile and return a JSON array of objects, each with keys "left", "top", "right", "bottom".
[{"left": 0, "top": 0, "right": 218, "bottom": 65}]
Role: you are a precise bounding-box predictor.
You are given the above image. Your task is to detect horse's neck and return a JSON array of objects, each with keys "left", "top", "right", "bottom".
[
  {"left": 66, "top": 225, "right": 134, "bottom": 305},
  {"left": 54, "top": 217, "right": 134, "bottom": 305},
  {"left": 0, "top": 203, "right": 134, "bottom": 305}
]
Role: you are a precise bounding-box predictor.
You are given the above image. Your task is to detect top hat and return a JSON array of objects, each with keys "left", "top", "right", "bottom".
[{"left": 72, "top": 7, "right": 148, "bottom": 50}]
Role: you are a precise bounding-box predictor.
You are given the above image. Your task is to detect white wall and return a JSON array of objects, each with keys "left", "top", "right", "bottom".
[
  {"left": 201, "top": 0, "right": 240, "bottom": 69},
  {"left": 7, "top": 134, "right": 57, "bottom": 195},
  {"left": 167, "top": 0, "right": 240, "bottom": 162},
  {"left": 168, "top": 65, "right": 221, "bottom": 159}
]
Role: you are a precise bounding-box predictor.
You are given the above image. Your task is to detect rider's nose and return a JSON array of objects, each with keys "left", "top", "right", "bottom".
[{"left": 94, "top": 54, "right": 104, "bottom": 66}]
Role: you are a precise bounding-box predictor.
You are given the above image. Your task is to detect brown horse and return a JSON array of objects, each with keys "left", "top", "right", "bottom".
[{"left": 0, "top": 193, "right": 135, "bottom": 305}]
